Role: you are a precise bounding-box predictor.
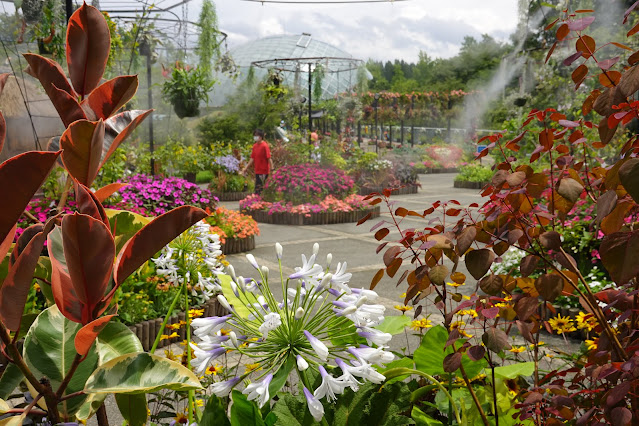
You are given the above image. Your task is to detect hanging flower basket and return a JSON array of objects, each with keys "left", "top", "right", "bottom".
[{"left": 173, "top": 96, "right": 200, "bottom": 119}]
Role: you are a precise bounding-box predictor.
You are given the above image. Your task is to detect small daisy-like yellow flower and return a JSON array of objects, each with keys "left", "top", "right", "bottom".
[
  {"left": 410, "top": 318, "right": 433, "bottom": 330},
  {"left": 400, "top": 292, "right": 407, "bottom": 298},
  {"left": 174, "top": 412, "right": 188, "bottom": 424},
  {"left": 576, "top": 312, "right": 597, "bottom": 332},
  {"left": 166, "top": 322, "right": 182, "bottom": 330},
  {"left": 179, "top": 339, "right": 189, "bottom": 347},
  {"left": 548, "top": 314, "right": 576, "bottom": 335},
  {"left": 450, "top": 321, "right": 473, "bottom": 338},
  {"left": 503, "top": 295, "right": 513, "bottom": 302},
  {"left": 447, "top": 281, "right": 464, "bottom": 288},
  {"left": 160, "top": 332, "right": 179, "bottom": 341},
  {"left": 219, "top": 328, "right": 231, "bottom": 336},
  {"left": 206, "top": 364, "right": 223, "bottom": 375},
  {"left": 508, "top": 346, "right": 526, "bottom": 354},
  {"left": 528, "top": 341, "right": 546, "bottom": 350},
  {"left": 34, "top": 283, "right": 41, "bottom": 292},
  {"left": 545, "top": 353, "right": 554, "bottom": 359},
  {"left": 471, "top": 373, "right": 486, "bottom": 382},
  {"left": 245, "top": 363, "right": 261, "bottom": 373},
  {"left": 394, "top": 305, "right": 413, "bottom": 313},
  {"left": 585, "top": 338, "right": 598, "bottom": 351},
  {"left": 195, "top": 399, "right": 204, "bottom": 407},
  {"left": 164, "top": 349, "right": 178, "bottom": 361},
  {"left": 188, "top": 308, "right": 204, "bottom": 318},
  {"left": 457, "top": 309, "right": 478, "bottom": 318}
]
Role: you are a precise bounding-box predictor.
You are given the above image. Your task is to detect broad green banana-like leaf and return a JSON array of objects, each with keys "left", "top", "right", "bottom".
[
  {"left": 75, "top": 322, "right": 144, "bottom": 421},
  {"left": 23, "top": 305, "right": 99, "bottom": 417},
  {"left": 84, "top": 352, "right": 202, "bottom": 394}
]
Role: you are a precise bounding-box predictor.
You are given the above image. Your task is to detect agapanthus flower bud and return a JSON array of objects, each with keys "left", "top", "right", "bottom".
[
  {"left": 217, "top": 295, "right": 232, "bottom": 312},
  {"left": 326, "top": 253, "right": 333, "bottom": 269},
  {"left": 229, "top": 331, "right": 239, "bottom": 348},
  {"left": 295, "top": 307, "right": 305, "bottom": 319},
  {"left": 313, "top": 242, "right": 320, "bottom": 256},
  {"left": 261, "top": 265, "right": 269, "bottom": 281},
  {"left": 246, "top": 253, "right": 259, "bottom": 269},
  {"left": 275, "top": 242, "right": 283, "bottom": 259},
  {"left": 297, "top": 354, "right": 309, "bottom": 370},
  {"left": 227, "top": 264, "right": 237, "bottom": 282}
]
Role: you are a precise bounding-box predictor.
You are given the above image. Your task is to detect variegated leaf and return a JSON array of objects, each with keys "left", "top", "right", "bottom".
[{"left": 84, "top": 352, "right": 202, "bottom": 394}]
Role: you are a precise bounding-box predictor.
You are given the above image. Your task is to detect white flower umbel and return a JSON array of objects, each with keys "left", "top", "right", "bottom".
[
  {"left": 190, "top": 243, "right": 394, "bottom": 422},
  {"left": 151, "top": 220, "right": 225, "bottom": 304}
]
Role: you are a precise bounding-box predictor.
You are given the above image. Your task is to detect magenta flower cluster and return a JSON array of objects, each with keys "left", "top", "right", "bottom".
[
  {"left": 15, "top": 197, "right": 76, "bottom": 242},
  {"left": 108, "top": 174, "right": 218, "bottom": 216},
  {"left": 262, "top": 164, "right": 354, "bottom": 204},
  {"left": 240, "top": 194, "right": 370, "bottom": 217}
]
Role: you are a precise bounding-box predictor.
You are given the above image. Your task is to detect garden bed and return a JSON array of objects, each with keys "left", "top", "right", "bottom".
[
  {"left": 358, "top": 184, "right": 419, "bottom": 196},
  {"left": 212, "top": 191, "right": 253, "bottom": 202},
  {"left": 128, "top": 298, "right": 224, "bottom": 351},
  {"left": 221, "top": 235, "right": 255, "bottom": 254},
  {"left": 241, "top": 206, "right": 380, "bottom": 226},
  {"left": 453, "top": 180, "right": 488, "bottom": 189},
  {"left": 423, "top": 167, "right": 460, "bottom": 174}
]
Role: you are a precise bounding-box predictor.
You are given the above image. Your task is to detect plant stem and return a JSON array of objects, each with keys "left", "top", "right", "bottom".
[
  {"left": 488, "top": 353, "right": 498, "bottom": 426},
  {"left": 55, "top": 353, "right": 83, "bottom": 399},
  {"left": 184, "top": 268, "right": 194, "bottom": 424},
  {"left": 453, "top": 344, "right": 488, "bottom": 426},
  {"left": 150, "top": 282, "right": 185, "bottom": 353},
  {"left": 57, "top": 175, "right": 73, "bottom": 212}
]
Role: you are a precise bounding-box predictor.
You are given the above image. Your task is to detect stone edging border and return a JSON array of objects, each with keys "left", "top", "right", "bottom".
[
  {"left": 128, "top": 299, "right": 224, "bottom": 351},
  {"left": 423, "top": 167, "right": 460, "bottom": 174},
  {"left": 357, "top": 184, "right": 419, "bottom": 196},
  {"left": 211, "top": 191, "right": 253, "bottom": 202},
  {"left": 221, "top": 235, "right": 256, "bottom": 255},
  {"left": 453, "top": 180, "right": 488, "bottom": 189},
  {"left": 240, "top": 206, "right": 381, "bottom": 226}
]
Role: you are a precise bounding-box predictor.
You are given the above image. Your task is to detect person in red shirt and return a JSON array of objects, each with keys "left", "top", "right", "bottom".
[{"left": 241, "top": 129, "right": 273, "bottom": 195}]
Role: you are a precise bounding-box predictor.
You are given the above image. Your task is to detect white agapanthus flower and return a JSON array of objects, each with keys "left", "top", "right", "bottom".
[
  {"left": 190, "top": 243, "right": 394, "bottom": 422},
  {"left": 151, "top": 220, "right": 225, "bottom": 304}
]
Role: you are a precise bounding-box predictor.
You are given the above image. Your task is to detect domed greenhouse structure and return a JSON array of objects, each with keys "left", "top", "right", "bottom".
[{"left": 211, "top": 33, "right": 370, "bottom": 106}]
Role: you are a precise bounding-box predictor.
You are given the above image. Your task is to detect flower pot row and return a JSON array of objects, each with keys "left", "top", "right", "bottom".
[
  {"left": 212, "top": 191, "right": 253, "bottom": 202},
  {"left": 221, "top": 235, "right": 256, "bottom": 255},
  {"left": 241, "top": 206, "right": 381, "bottom": 226},
  {"left": 453, "top": 180, "right": 488, "bottom": 190},
  {"left": 357, "top": 184, "right": 419, "bottom": 196},
  {"left": 127, "top": 298, "right": 224, "bottom": 352}
]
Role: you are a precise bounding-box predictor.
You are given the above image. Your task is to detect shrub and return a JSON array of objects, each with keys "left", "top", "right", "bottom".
[
  {"left": 107, "top": 174, "right": 217, "bottom": 216},
  {"left": 262, "top": 164, "right": 354, "bottom": 204},
  {"left": 205, "top": 206, "right": 260, "bottom": 243},
  {"left": 424, "top": 144, "right": 464, "bottom": 168},
  {"left": 454, "top": 164, "right": 493, "bottom": 182}
]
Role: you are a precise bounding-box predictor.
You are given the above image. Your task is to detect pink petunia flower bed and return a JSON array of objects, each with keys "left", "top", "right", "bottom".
[{"left": 240, "top": 194, "right": 371, "bottom": 217}]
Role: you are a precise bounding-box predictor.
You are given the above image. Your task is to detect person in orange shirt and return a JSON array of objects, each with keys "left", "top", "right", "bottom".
[{"left": 241, "top": 129, "right": 274, "bottom": 195}]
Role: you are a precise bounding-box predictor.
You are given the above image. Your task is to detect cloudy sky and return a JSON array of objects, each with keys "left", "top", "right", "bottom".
[{"left": 206, "top": 0, "right": 520, "bottom": 62}]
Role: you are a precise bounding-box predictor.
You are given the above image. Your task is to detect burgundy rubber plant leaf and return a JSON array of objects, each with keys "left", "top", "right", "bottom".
[
  {"left": 0, "top": 150, "right": 61, "bottom": 244},
  {"left": 75, "top": 314, "right": 116, "bottom": 356},
  {"left": 84, "top": 75, "right": 139, "bottom": 120},
  {"left": 66, "top": 2, "right": 111, "bottom": 98},
  {"left": 60, "top": 119, "right": 105, "bottom": 187}
]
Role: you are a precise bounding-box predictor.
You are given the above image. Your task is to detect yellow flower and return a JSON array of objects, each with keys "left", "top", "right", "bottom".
[
  {"left": 585, "top": 338, "right": 598, "bottom": 351},
  {"left": 576, "top": 312, "right": 597, "bottom": 332},
  {"left": 457, "top": 309, "right": 478, "bottom": 318},
  {"left": 219, "top": 328, "right": 231, "bottom": 336},
  {"left": 189, "top": 308, "right": 204, "bottom": 318},
  {"left": 166, "top": 322, "right": 182, "bottom": 330},
  {"left": 34, "top": 283, "right": 41, "bottom": 292},
  {"left": 245, "top": 363, "right": 262, "bottom": 373},
  {"left": 195, "top": 399, "right": 204, "bottom": 407},
  {"left": 447, "top": 281, "right": 464, "bottom": 287},
  {"left": 410, "top": 318, "right": 433, "bottom": 330},
  {"left": 508, "top": 346, "right": 526, "bottom": 354},
  {"left": 206, "top": 364, "right": 223, "bottom": 375},
  {"left": 450, "top": 321, "right": 472, "bottom": 338},
  {"left": 160, "top": 332, "right": 179, "bottom": 341},
  {"left": 164, "top": 349, "right": 177, "bottom": 361},
  {"left": 528, "top": 341, "right": 545, "bottom": 350},
  {"left": 548, "top": 314, "right": 576, "bottom": 335},
  {"left": 400, "top": 292, "right": 407, "bottom": 298},
  {"left": 394, "top": 305, "right": 412, "bottom": 313}
]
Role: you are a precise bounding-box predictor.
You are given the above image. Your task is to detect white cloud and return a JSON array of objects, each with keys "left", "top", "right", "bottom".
[{"left": 204, "top": 0, "right": 519, "bottom": 62}]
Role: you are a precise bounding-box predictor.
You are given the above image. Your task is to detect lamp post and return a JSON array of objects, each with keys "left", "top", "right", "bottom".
[
  {"left": 308, "top": 63, "right": 313, "bottom": 144},
  {"left": 374, "top": 93, "right": 380, "bottom": 154},
  {"left": 299, "top": 96, "right": 307, "bottom": 131}
]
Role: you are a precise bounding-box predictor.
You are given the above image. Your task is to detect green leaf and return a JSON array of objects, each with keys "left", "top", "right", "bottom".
[
  {"left": 362, "top": 381, "right": 412, "bottom": 425},
  {"left": 269, "top": 354, "right": 295, "bottom": 397},
  {"left": 374, "top": 315, "right": 411, "bottom": 335},
  {"left": 231, "top": 389, "right": 265, "bottom": 426},
  {"left": 34, "top": 256, "right": 54, "bottom": 305},
  {"left": 84, "top": 352, "right": 202, "bottom": 394},
  {"left": 272, "top": 392, "right": 318, "bottom": 426},
  {"left": 23, "top": 305, "right": 99, "bottom": 417},
  {"left": 493, "top": 362, "right": 535, "bottom": 379},
  {"left": 381, "top": 357, "right": 413, "bottom": 385},
  {"left": 264, "top": 412, "right": 278, "bottom": 426},
  {"left": 411, "top": 406, "right": 444, "bottom": 426},
  {"left": 199, "top": 395, "right": 231, "bottom": 426},
  {"left": 105, "top": 209, "right": 150, "bottom": 254},
  {"left": 0, "top": 364, "right": 23, "bottom": 400},
  {"left": 414, "top": 326, "right": 486, "bottom": 378},
  {"left": 96, "top": 321, "right": 144, "bottom": 363},
  {"left": 220, "top": 273, "right": 250, "bottom": 318},
  {"left": 115, "top": 393, "right": 148, "bottom": 426},
  {"left": 76, "top": 322, "right": 144, "bottom": 421}
]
